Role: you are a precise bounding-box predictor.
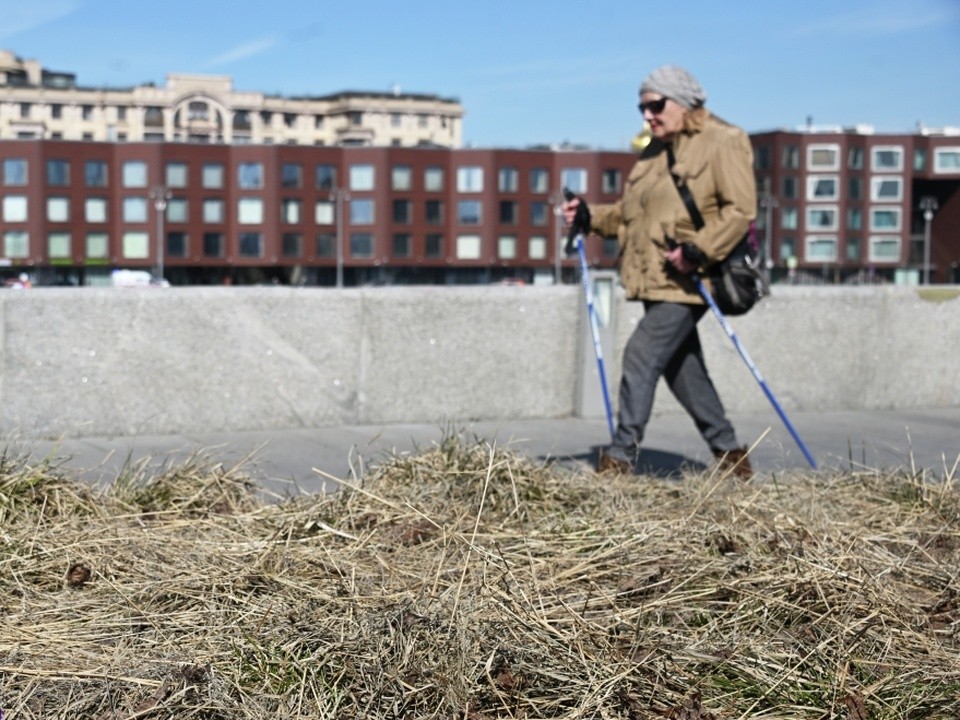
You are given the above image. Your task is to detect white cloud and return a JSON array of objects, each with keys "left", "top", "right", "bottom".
[
  {"left": 202, "top": 35, "right": 279, "bottom": 68},
  {"left": 0, "top": 0, "right": 79, "bottom": 41}
]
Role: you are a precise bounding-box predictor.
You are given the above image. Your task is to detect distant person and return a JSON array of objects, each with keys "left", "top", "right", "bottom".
[
  {"left": 8, "top": 272, "right": 32, "bottom": 289},
  {"left": 563, "top": 65, "right": 756, "bottom": 479}
]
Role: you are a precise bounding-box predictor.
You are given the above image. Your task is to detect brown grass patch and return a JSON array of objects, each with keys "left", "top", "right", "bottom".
[{"left": 1, "top": 435, "right": 958, "bottom": 718}]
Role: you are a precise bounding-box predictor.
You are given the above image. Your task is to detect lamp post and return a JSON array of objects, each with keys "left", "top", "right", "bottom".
[
  {"left": 150, "top": 185, "right": 171, "bottom": 282},
  {"left": 551, "top": 191, "right": 564, "bottom": 285},
  {"left": 920, "top": 196, "right": 938, "bottom": 285},
  {"left": 760, "top": 192, "right": 778, "bottom": 283},
  {"left": 331, "top": 186, "right": 350, "bottom": 288}
]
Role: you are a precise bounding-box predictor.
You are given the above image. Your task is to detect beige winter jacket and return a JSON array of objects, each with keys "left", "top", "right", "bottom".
[{"left": 590, "top": 108, "right": 756, "bottom": 303}]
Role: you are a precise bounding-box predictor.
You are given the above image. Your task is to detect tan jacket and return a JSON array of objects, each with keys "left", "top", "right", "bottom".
[{"left": 590, "top": 109, "right": 756, "bottom": 303}]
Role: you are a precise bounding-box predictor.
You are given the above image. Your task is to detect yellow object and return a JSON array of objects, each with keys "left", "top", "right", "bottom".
[{"left": 631, "top": 122, "right": 653, "bottom": 153}]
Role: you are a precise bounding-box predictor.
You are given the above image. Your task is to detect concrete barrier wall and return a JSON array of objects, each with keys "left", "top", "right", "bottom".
[{"left": 0, "top": 285, "right": 957, "bottom": 439}]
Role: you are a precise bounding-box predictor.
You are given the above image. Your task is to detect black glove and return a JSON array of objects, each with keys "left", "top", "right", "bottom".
[
  {"left": 665, "top": 237, "right": 707, "bottom": 267},
  {"left": 563, "top": 187, "right": 591, "bottom": 256}
]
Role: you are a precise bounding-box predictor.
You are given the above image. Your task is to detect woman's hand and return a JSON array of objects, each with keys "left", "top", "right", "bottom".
[{"left": 663, "top": 245, "right": 698, "bottom": 275}]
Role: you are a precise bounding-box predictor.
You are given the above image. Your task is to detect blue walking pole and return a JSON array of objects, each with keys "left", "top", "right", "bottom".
[
  {"left": 693, "top": 275, "right": 818, "bottom": 469},
  {"left": 574, "top": 233, "right": 616, "bottom": 441}
]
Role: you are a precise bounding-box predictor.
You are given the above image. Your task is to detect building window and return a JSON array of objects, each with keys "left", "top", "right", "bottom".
[
  {"left": 161, "top": 198, "right": 185, "bottom": 223},
  {"left": 349, "top": 164, "right": 375, "bottom": 191},
  {"left": 425, "top": 234, "right": 444, "bottom": 258},
  {"left": 2, "top": 196, "right": 28, "bottom": 222},
  {"left": 202, "top": 163, "right": 224, "bottom": 189},
  {"left": 3, "top": 158, "right": 28, "bottom": 186},
  {"left": 782, "top": 176, "right": 797, "bottom": 199},
  {"left": 315, "top": 164, "right": 337, "bottom": 190},
  {"left": 806, "top": 176, "right": 838, "bottom": 201},
  {"left": 848, "top": 176, "right": 862, "bottom": 200},
  {"left": 781, "top": 207, "right": 798, "bottom": 230},
  {"left": 934, "top": 147, "right": 960, "bottom": 174},
  {"left": 79, "top": 160, "right": 107, "bottom": 188},
  {"left": 806, "top": 206, "right": 838, "bottom": 231},
  {"left": 847, "top": 207, "right": 862, "bottom": 231},
  {"left": 601, "top": 169, "right": 622, "bottom": 194},
  {"left": 392, "top": 165, "right": 412, "bottom": 191},
  {"left": 50, "top": 104, "right": 63, "bottom": 119},
  {"left": 499, "top": 201, "right": 518, "bottom": 225},
  {"left": 457, "top": 200, "right": 482, "bottom": 225},
  {"left": 203, "top": 199, "right": 224, "bottom": 223},
  {"left": 48, "top": 232, "right": 71, "bottom": 259},
  {"left": 144, "top": 107, "right": 163, "bottom": 126},
  {"left": 86, "top": 232, "right": 109, "bottom": 259},
  {"left": 530, "top": 168, "right": 550, "bottom": 194},
  {"left": 870, "top": 176, "right": 902, "bottom": 202},
  {"left": 805, "top": 235, "right": 837, "bottom": 262},
  {"left": 85, "top": 197, "right": 108, "bottom": 223},
  {"left": 238, "top": 162, "right": 263, "bottom": 189},
  {"left": 281, "top": 163, "right": 302, "bottom": 189},
  {"left": 47, "top": 197, "right": 70, "bottom": 222},
  {"left": 781, "top": 145, "right": 799, "bottom": 169},
  {"left": 350, "top": 199, "right": 374, "bottom": 225},
  {"left": 530, "top": 201, "right": 549, "bottom": 226},
  {"left": 392, "top": 233, "right": 412, "bottom": 258},
  {"left": 122, "top": 231, "right": 149, "bottom": 259},
  {"left": 281, "top": 199, "right": 301, "bottom": 224},
  {"left": 498, "top": 167, "right": 519, "bottom": 193},
  {"left": 123, "top": 197, "right": 148, "bottom": 223},
  {"left": 239, "top": 232, "right": 263, "bottom": 257},
  {"left": 203, "top": 232, "right": 224, "bottom": 257},
  {"left": 122, "top": 161, "right": 147, "bottom": 188},
  {"left": 846, "top": 236, "right": 860, "bottom": 261},
  {"left": 47, "top": 159, "right": 70, "bottom": 186},
  {"left": 529, "top": 236, "right": 547, "bottom": 260},
  {"left": 498, "top": 235, "right": 517, "bottom": 259},
  {"left": 238, "top": 198, "right": 263, "bottom": 224},
  {"left": 807, "top": 144, "right": 840, "bottom": 171},
  {"left": 561, "top": 168, "right": 587, "bottom": 194},
  {"left": 282, "top": 232, "right": 302, "bottom": 258},
  {"left": 914, "top": 149, "right": 927, "bottom": 172},
  {"left": 456, "top": 234, "right": 482, "bottom": 260},
  {"left": 754, "top": 146, "right": 770, "bottom": 170},
  {"left": 425, "top": 200, "right": 444, "bottom": 224},
  {"left": 315, "top": 233, "right": 335, "bottom": 258},
  {"left": 350, "top": 232, "right": 374, "bottom": 258},
  {"left": 424, "top": 166, "right": 444, "bottom": 192},
  {"left": 392, "top": 199, "right": 412, "bottom": 224},
  {"left": 315, "top": 200, "right": 335, "bottom": 225},
  {"left": 780, "top": 236, "right": 795, "bottom": 261},
  {"left": 848, "top": 147, "right": 864, "bottom": 170},
  {"left": 870, "top": 207, "right": 901, "bottom": 232},
  {"left": 3, "top": 231, "right": 29, "bottom": 258},
  {"left": 166, "top": 162, "right": 188, "bottom": 188},
  {"left": 871, "top": 146, "right": 903, "bottom": 172},
  {"left": 457, "top": 166, "right": 483, "bottom": 192},
  {"left": 869, "top": 236, "right": 900, "bottom": 262},
  {"left": 602, "top": 237, "right": 619, "bottom": 258},
  {"left": 167, "top": 232, "right": 188, "bottom": 258}
]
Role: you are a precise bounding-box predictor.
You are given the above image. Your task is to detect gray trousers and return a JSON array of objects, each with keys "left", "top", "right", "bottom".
[{"left": 609, "top": 300, "right": 739, "bottom": 461}]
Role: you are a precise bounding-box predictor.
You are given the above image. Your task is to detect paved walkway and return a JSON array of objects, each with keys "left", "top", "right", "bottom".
[{"left": 12, "top": 407, "right": 960, "bottom": 498}]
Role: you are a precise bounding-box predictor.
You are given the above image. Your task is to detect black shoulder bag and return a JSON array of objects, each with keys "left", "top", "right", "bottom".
[{"left": 666, "top": 145, "right": 767, "bottom": 316}]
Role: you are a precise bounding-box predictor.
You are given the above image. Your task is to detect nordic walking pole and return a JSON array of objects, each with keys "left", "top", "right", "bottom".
[
  {"left": 693, "top": 274, "right": 818, "bottom": 469},
  {"left": 564, "top": 189, "right": 616, "bottom": 441}
]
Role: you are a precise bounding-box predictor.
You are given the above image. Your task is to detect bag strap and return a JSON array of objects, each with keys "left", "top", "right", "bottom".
[{"left": 666, "top": 144, "right": 705, "bottom": 231}]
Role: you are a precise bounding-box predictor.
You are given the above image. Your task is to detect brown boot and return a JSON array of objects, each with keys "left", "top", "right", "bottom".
[
  {"left": 596, "top": 449, "right": 632, "bottom": 475},
  {"left": 713, "top": 447, "right": 754, "bottom": 480}
]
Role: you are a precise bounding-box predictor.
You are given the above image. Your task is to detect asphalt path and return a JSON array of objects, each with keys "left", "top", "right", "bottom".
[{"left": 11, "top": 407, "right": 958, "bottom": 499}]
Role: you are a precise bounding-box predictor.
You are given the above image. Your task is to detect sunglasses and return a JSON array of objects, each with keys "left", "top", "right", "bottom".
[{"left": 638, "top": 97, "right": 669, "bottom": 115}]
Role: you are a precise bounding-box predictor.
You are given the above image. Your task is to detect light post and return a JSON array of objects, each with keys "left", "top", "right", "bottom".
[
  {"left": 551, "top": 191, "right": 564, "bottom": 285},
  {"left": 760, "top": 192, "right": 778, "bottom": 283},
  {"left": 150, "top": 185, "right": 171, "bottom": 282},
  {"left": 331, "top": 186, "right": 350, "bottom": 288},
  {"left": 920, "top": 196, "right": 938, "bottom": 285}
]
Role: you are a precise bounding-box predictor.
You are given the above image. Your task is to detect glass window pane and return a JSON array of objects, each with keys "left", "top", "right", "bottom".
[
  {"left": 84, "top": 160, "right": 108, "bottom": 187},
  {"left": 3, "top": 196, "right": 28, "bottom": 222},
  {"left": 498, "top": 235, "right": 517, "bottom": 259},
  {"left": 122, "top": 161, "right": 147, "bottom": 188},
  {"left": 48, "top": 232, "right": 71, "bottom": 258},
  {"left": 498, "top": 167, "right": 518, "bottom": 192},
  {"left": 239, "top": 232, "right": 263, "bottom": 257},
  {"left": 315, "top": 200, "right": 335, "bottom": 224},
  {"left": 561, "top": 168, "right": 587, "bottom": 194},
  {"left": 203, "top": 199, "right": 223, "bottom": 223},
  {"left": 166, "top": 162, "right": 188, "bottom": 188},
  {"left": 349, "top": 164, "right": 374, "bottom": 191},
  {"left": 3, "top": 158, "right": 28, "bottom": 186},
  {"left": 424, "top": 166, "right": 444, "bottom": 192},
  {"left": 166, "top": 198, "right": 188, "bottom": 223},
  {"left": 392, "top": 165, "right": 412, "bottom": 191},
  {"left": 349, "top": 199, "right": 374, "bottom": 224},
  {"left": 123, "top": 197, "right": 148, "bottom": 223},
  {"left": 122, "top": 231, "right": 149, "bottom": 258},
  {"left": 316, "top": 164, "right": 337, "bottom": 190},
  {"left": 281, "top": 163, "right": 302, "bottom": 189},
  {"left": 86, "top": 232, "right": 109, "bottom": 259},
  {"left": 530, "top": 168, "right": 549, "bottom": 193},
  {"left": 47, "top": 197, "right": 70, "bottom": 222},
  {"left": 202, "top": 163, "right": 224, "bottom": 188},
  {"left": 456, "top": 234, "right": 482, "bottom": 259},
  {"left": 238, "top": 162, "right": 263, "bottom": 189},
  {"left": 238, "top": 198, "right": 263, "bottom": 224},
  {"left": 4, "top": 230, "right": 30, "bottom": 258},
  {"left": 350, "top": 232, "right": 373, "bottom": 257},
  {"left": 529, "top": 236, "right": 547, "bottom": 260},
  {"left": 85, "top": 198, "right": 107, "bottom": 223},
  {"left": 281, "top": 199, "right": 301, "bottom": 224},
  {"left": 457, "top": 200, "right": 481, "bottom": 224},
  {"left": 457, "top": 166, "right": 483, "bottom": 192},
  {"left": 203, "top": 232, "right": 224, "bottom": 257}
]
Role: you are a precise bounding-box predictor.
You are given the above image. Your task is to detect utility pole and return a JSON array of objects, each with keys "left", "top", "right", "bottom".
[
  {"left": 760, "top": 192, "right": 778, "bottom": 283},
  {"left": 150, "top": 185, "right": 171, "bottom": 282}
]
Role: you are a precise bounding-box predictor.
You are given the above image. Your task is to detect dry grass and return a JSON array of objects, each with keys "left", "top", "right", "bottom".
[{"left": 1, "top": 434, "right": 959, "bottom": 719}]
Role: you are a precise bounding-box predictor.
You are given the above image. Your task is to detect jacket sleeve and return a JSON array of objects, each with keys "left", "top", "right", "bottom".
[
  {"left": 588, "top": 201, "right": 623, "bottom": 239},
  {"left": 697, "top": 129, "right": 757, "bottom": 264}
]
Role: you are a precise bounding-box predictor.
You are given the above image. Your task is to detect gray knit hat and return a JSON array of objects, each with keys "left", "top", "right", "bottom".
[{"left": 639, "top": 65, "right": 706, "bottom": 109}]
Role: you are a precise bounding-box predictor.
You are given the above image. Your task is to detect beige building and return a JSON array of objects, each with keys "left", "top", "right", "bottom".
[{"left": 0, "top": 49, "right": 464, "bottom": 147}]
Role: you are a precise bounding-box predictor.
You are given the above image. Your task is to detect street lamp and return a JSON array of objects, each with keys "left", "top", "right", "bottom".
[
  {"left": 150, "top": 185, "right": 171, "bottom": 282},
  {"left": 759, "top": 192, "right": 778, "bottom": 283},
  {"left": 331, "top": 186, "right": 350, "bottom": 288},
  {"left": 551, "top": 191, "right": 565, "bottom": 285},
  {"left": 920, "top": 196, "right": 938, "bottom": 285}
]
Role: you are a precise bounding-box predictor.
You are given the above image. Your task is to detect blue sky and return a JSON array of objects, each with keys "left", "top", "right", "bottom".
[{"left": 2, "top": 0, "right": 958, "bottom": 149}]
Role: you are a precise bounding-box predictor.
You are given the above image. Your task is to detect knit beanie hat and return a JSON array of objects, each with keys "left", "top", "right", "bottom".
[{"left": 639, "top": 66, "right": 706, "bottom": 109}]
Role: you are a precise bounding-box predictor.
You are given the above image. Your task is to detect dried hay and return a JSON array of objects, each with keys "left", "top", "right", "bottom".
[{"left": 1, "top": 433, "right": 959, "bottom": 719}]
